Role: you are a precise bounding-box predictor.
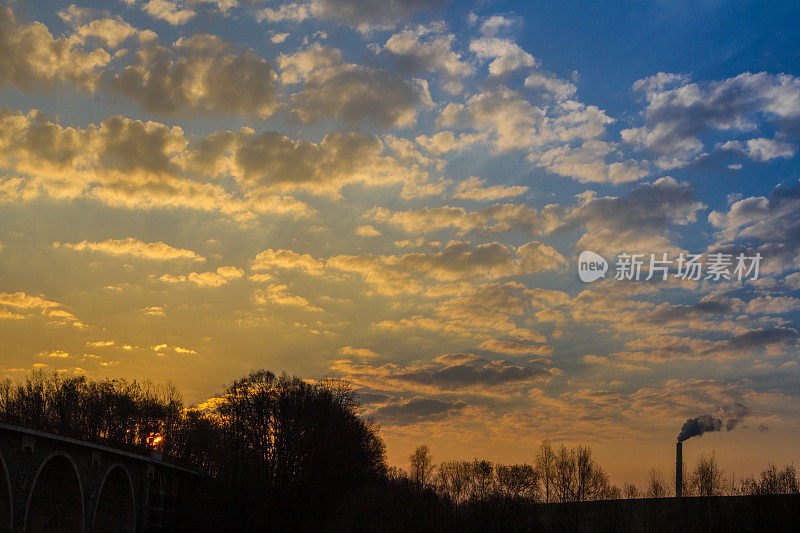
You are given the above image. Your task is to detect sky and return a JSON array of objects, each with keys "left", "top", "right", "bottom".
[{"left": 1, "top": 0, "right": 799, "bottom": 486}]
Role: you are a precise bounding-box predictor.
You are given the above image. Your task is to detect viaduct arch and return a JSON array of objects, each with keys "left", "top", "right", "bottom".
[{"left": 0, "top": 423, "right": 201, "bottom": 532}]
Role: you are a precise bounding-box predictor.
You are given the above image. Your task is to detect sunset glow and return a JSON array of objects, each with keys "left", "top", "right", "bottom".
[{"left": 1, "top": 0, "right": 799, "bottom": 488}]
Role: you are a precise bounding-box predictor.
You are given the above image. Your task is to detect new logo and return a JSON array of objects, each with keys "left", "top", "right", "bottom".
[{"left": 578, "top": 251, "right": 607, "bottom": 283}]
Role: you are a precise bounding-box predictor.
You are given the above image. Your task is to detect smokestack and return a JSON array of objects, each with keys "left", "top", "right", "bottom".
[{"left": 676, "top": 441, "right": 682, "bottom": 498}]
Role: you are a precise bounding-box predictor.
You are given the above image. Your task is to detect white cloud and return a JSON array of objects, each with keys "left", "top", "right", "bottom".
[
  {"left": 141, "top": 0, "right": 196, "bottom": 25},
  {"left": 717, "top": 137, "right": 796, "bottom": 162},
  {"left": 384, "top": 23, "right": 472, "bottom": 91},
  {"left": 356, "top": 225, "right": 382, "bottom": 237},
  {"left": 524, "top": 71, "right": 577, "bottom": 102},
  {"left": 55, "top": 238, "right": 204, "bottom": 261},
  {"left": 253, "top": 283, "right": 322, "bottom": 311},
  {"left": 623, "top": 72, "right": 800, "bottom": 169},
  {"left": 469, "top": 37, "right": 536, "bottom": 77},
  {"left": 452, "top": 176, "right": 528, "bottom": 202},
  {"left": 112, "top": 34, "right": 280, "bottom": 117},
  {"left": 289, "top": 62, "right": 433, "bottom": 128},
  {"left": 159, "top": 266, "right": 244, "bottom": 287},
  {"left": 532, "top": 140, "right": 650, "bottom": 184},
  {"left": 0, "top": 6, "right": 110, "bottom": 91}
]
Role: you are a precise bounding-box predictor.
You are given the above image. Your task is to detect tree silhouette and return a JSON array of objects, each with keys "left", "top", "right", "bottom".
[
  {"left": 536, "top": 440, "right": 557, "bottom": 502},
  {"left": 691, "top": 453, "right": 725, "bottom": 497},
  {"left": 623, "top": 482, "right": 639, "bottom": 499},
  {"left": 645, "top": 468, "right": 669, "bottom": 498},
  {"left": 208, "top": 370, "right": 386, "bottom": 528},
  {"left": 0, "top": 371, "right": 183, "bottom": 456},
  {"left": 409, "top": 444, "right": 434, "bottom": 487},
  {"left": 740, "top": 464, "right": 800, "bottom": 495}
]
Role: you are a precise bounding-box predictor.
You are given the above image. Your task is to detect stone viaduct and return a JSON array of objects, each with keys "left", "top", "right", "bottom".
[{"left": 0, "top": 423, "right": 202, "bottom": 532}]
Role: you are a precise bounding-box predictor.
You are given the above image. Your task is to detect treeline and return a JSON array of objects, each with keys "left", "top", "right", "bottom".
[
  {"left": 0, "top": 371, "right": 184, "bottom": 456},
  {"left": 0, "top": 370, "right": 798, "bottom": 531},
  {"left": 0, "top": 370, "right": 386, "bottom": 530},
  {"left": 401, "top": 443, "right": 800, "bottom": 504},
  {"left": 400, "top": 442, "right": 619, "bottom": 504},
  {"left": 619, "top": 454, "right": 800, "bottom": 499}
]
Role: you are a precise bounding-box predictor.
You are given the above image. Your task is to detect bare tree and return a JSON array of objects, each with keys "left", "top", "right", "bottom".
[
  {"left": 536, "top": 440, "right": 557, "bottom": 502},
  {"left": 437, "top": 461, "right": 472, "bottom": 503},
  {"left": 740, "top": 464, "right": 800, "bottom": 495},
  {"left": 410, "top": 445, "right": 435, "bottom": 487},
  {"left": 645, "top": 469, "right": 668, "bottom": 498},
  {"left": 574, "top": 445, "right": 612, "bottom": 501},
  {"left": 691, "top": 453, "right": 725, "bottom": 497},
  {"left": 471, "top": 460, "right": 495, "bottom": 501},
  {"left": 496, "top": 463, "right": 539, "bottom": 500},
  {"left": 553, "top": 445, "right": 576, "bottom": 503},
  {"left": 623, "top": 482, "right": 639, "bottom": 499}
]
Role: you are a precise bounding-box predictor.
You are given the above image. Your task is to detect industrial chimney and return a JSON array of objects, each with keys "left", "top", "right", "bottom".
[{"left": 675, "top": 441, "right": 683, "bottom": 498}]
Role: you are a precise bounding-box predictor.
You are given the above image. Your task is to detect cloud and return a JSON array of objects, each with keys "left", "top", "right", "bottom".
[
  {"left": 55, "top": 238, "right": 204, "bottom": 261},
  {"left": 532, "top": 140, "right": 650, "bottom": 184},
  {"left": 338, "top": 346, "right": 381, "bottom": 358},
  {"left": 524, "top": 71, "right": 577, "bottom": 102},
  {"left": 332, "top": 351, "right": 556, "bottom": 397},
  {"left": 478, "top": 339, "right": 553, "bottom": 356},
  {"left": 444, "top": 87, "right": 543, "bottom": 151},
  {"left": 288, "top": 59, "right": 432, "bottom": 128},
  {"left": 445, "top": 88, "right": 617, "bottom": 160},
  {"left": 58, "top": 5, "right": 156, "bottom": 48},
  {"left": 622, "top": 72, "right": 800, "bottom": 169},
  {"left": 277, "top": 44, "right": 342, "bottom": 84},
  {"left": 0, "top": 106, "right": 431, "bottom": 213},
  {"left": 745, "top": 296, "right": 800, "bottom": 315},
  {"left": 152, "top": 343, "right": 198, "bottom": 355},
  {"left": 452, "top": 176, "right": 528, "bottom": 202},
  {"left": 111, "top": 34, "right": 280, "bottom": 117},
  {"left": 87, "top": 340, "right": 115, "bottom": 347},
  {"left": 0, "top": 292, "right": 61, "bottom": 311},
  {"left": 198, "top": 126, "right": 439, "bottom": 197},
  {"left": 173, "top": 346, "right": 198, "bottom": 355},
  {"left": 251, "top": 248, "right": 325, "bottom": 275},
  {"left": 41, "top": 349, "right": 71, "bottom": 359},
  {"left": 478, "top": 15, "right": 519, "bottom": 37},
  {"left": 369, "top": 202, "right": 550, "bottom": 235},
  {"left": 414, "top": 131, "right": 485, "bottom": 155},
  {"left": 394, "top": 241, "right": 565, "bottom": 280},
  {"left": 267, "top": 0, "right": 449, "bottom": 32},
  {"left": 372, "top": 397, "right": 466, "bottom": 425},
  {"left": 356, "top": 225, "right": 382, "bottom": 237},
  {"left": 561, "top": 176, "right": 705, "bottom": 255},
  {"left": 469, "top": 37, "right": 536, "bottom": 77},
  {"left": 614, "top": 327, "right": 798, "bottom": 363},
  {"left": 141, "top": 0, "right": 196, "bottom": 25},
  {"left": 2, "top": 6, "right": 281, "bottom": 118},
  {"left": 0, "top": 6, "right": 110, "bottom": 91},
  {"left": 717, "top": 137, "right": 797, "bottom": 162},
  {"left": 0, "top": 292, "right": 84, "bottom": 327},
  {"left": 256, "top": 2, "right": 313, "bottom": 23},
  {"left": 253, "top": 283, "right": 323, "bottom": 311},
  {"left": 383, "top": 23, "right": 472, "bottom": 92},
  {"left": 376, "top": 282, "right": 563, "bottom": 342},
  {"left": 159, "top": 266, "right": 244, "bottom": 287},
  {"left": 329, "top": 241, "right": 565, "bottom": 295},
  {"left": 708, "top": 180, "right": 800, "bottom": 273},
  {"left": 270, "top": 32, "right": 290, "bottom": 44}
]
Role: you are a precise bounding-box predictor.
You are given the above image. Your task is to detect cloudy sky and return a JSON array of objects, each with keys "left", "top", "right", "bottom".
[{"left": 1, "top": 0, "right": 799, "bottom": 484}]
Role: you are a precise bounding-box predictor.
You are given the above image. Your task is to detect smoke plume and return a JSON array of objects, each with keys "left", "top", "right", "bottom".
[
  {"left": 724, "top": 402, "right": 749, "bottom": 431},
  {"left": 677, "top": 403, "right": 750, "bottom": 442},
  {"left": 677, "top": 414, "right": 722, "bottom": 442}
]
